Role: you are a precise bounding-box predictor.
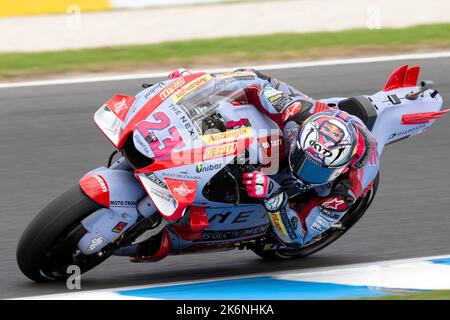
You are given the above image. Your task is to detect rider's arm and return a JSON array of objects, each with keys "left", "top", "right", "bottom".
[{"left": 233, "top": 69, "right": 325, "bottom": 125}]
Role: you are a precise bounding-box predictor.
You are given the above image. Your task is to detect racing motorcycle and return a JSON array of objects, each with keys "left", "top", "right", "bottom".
[{"left": 17, "top": 65, "right": 448, "bottom": 282}]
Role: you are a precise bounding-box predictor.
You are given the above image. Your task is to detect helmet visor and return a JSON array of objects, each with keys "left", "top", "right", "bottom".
[{"left": 289, "top": 145, "right": 345, "bottom": 186}]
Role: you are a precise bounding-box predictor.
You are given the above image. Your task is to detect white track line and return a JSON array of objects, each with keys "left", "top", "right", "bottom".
[
  {"left": 12, "top": 253, "right": 450, "bottom": 300},
  {"left": 1, "top": 51, "right": 450, "bottom": 89}
]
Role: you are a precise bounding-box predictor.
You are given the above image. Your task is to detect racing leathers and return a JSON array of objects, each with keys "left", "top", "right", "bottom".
[
  {"left": 233, "top": 69, "right": 380, "bottom": 247},
  {"left": 168, "top": 68, "right": 380, "bottom": 248}
]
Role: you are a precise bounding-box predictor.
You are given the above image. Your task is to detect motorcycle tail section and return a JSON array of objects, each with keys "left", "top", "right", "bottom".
[{"left": 368, "top": 65, "right": 447, "bottom": 154}]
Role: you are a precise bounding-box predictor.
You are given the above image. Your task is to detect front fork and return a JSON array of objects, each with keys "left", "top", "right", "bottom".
[{"left": 77, "top": 157, "right": 162, "bottom": 256}]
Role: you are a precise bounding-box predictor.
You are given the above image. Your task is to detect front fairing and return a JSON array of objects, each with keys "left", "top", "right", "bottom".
[{"left": 94, "top": 72, "right": 281, "bottom": 221}]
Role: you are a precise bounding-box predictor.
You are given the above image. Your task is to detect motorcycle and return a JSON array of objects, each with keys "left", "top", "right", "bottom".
[{"left": 17, "top": 65, "right": 448, "bottom": 282}]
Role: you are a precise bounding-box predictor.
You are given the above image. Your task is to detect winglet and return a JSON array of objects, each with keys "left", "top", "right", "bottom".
[
  {"left": 401, "top": 109, "right": 450, "bottom": 125},
  {"left": 383, "top": 65, "right": 408, "bottom": 91},
  {"left": 403, "top": 65, "right": 420, "bottom": 87}
]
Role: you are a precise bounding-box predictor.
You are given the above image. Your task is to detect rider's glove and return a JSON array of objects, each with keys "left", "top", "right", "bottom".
[{"left": 243, "top": 171, "right": 272, "bottom": 198}]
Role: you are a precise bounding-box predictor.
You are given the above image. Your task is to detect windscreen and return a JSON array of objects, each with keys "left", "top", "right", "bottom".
[{"left": 174, "top": 75, "right": 248, "bottom": 132}]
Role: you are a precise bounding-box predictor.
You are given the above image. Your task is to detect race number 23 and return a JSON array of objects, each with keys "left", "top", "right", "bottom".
[{"left": 136, "top": 112, "right": 185, "bottom": 159}]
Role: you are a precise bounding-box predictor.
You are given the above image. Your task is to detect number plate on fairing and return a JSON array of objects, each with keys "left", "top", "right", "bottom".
[{"left": 133, "top": 103, "right": 201, "bottom": 160}]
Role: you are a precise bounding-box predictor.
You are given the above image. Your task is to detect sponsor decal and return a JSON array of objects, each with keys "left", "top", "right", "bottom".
[
  {"left": 280, "top": 210, "right": 298, "bottom": 240},
  {"left": 112, "top": 221, "right": 128, "bottom": 233},
  {"left": 159, "top": 77, "right": 186, "bottom": 100},
  {"left": 172, "top": 74, "right": 212, "bottom": 103},
  {"left": 87, "top": 236, "right": 105, "bottom": 252},
  {"left": 225, "top": 118, "right": 250, "bottom": 129},
  {"left": 136, "top": 112, "right": 185, "bottom": 160},
  {"left": 105, "top": 94, "right": 136, "bottom": 121},
  {"left": 203, "top": 142, "right": 238, "bottom": 160},
  {"left": 311, "top": 216, "right": 331, "bottom": 233},
  {"left": 113, "top": 97, "right": 128, "bottom": 113},
  {"left": 290, "top": 216, "right": 298, "bottom": 230},
  {"left": 164, "top": 178, "right": 197, "bottom": 204},
  {"left": 320, "top": 120, "right": 345, "bottom": 143},
  {"left": 274, "top": 97, "right": 292, "bottom": 112},
  {"left": 208, "top": 210, "right": 253, "bottom": 224},
  {"left": 321, "top": 197, "right": 347, "bottom": 211},
  {"left": 110, "top": 200, "right": 137, "bottom": 207},
  {"left": 259, "top": 136, "right": 283, "bottom": 150},
  {"left": 268, "top": 93, "right": 283, "bottom": 103},
  {"left": 201, "top": 127, "right": 252, "bottom": 144},
  {"left": 268, "top": 212, "right": 289, "bottom": 239},
  {"left": 93, "top": 174, "right": 108, "bottom": 193},
  {"left": 162, "top": 171, "right": 201, "bottom": 180},
  {"left": 388, "top": 124, "right": 426, "bottom": 140},
  {"left": 281, "top": 101, "right": 302, "bottom": 122},
  {"left": 150, "top": 187, "right": 175, "bottom": 205},
  {"left": 196, "top": 162, "right": 222, "bottom": 173},
  {"left": 168, "top": 104, "right": 199, "bottom": 140},
  {"left": 232, "top": 75, "right": 256, "bottom": 81},
  {"left": 264, "top": 193, "right": 284, "bottom": 212},
  {"left": 80, "top": 174, "right": 110, "bottom": 207},
  {"left": 173, "top": 182, "right": 195, "bottom": 198},
  {"left": 321, "top": 209, "right": 342, "bottom": 221},
  {"left": 308, "top": 140, "right": 333, "bottom": 158},
  {"left": 146, "top": 172, "right": 167, "bottom": 189},
  {"left": 144, "top": 83, "right": 165, "bottom": 100},
  {"left": 195, "top": 224, "right": 269, "bottom": 242}
]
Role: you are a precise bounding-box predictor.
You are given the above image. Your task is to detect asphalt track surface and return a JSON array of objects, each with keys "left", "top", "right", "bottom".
[{"left": 0, "top": 57, "right": 449, "bottom": 299}]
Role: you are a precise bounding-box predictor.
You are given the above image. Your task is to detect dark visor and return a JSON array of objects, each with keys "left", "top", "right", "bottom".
[{"left": 289, "top": 146, "right": 343, "bottom": 186}]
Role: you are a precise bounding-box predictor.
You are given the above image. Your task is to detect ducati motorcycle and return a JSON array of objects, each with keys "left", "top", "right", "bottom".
[{"left": 17, "top": 65, "right": 447, "bottom": 282}]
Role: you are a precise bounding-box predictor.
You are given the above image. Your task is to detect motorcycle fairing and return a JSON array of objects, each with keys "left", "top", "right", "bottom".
[
  {"left": 94, "top": 94, "right": 136, "bottom": 148},
  {"left": 134, "top": 143, "right": 250, "bottom": 220},
  {"left": 78, "top": 168, "right": 146, "bottom": 254},
  {"left": 118, "top": 73, "right": 211, "bottom": 150},
  {"left": 169, "top": 204, "right": 270, "bottom": 252},
  {"left": 323, "top": 65, "right": 445, "bottom": 156}
]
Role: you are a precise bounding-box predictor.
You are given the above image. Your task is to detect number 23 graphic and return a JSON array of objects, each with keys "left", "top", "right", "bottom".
[{"left": 136, "top": 112, "right": 185, "bottom": 159}]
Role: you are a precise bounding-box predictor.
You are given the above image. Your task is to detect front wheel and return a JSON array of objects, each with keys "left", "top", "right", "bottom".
[
  {"left": 16, "top": 186, "right": 112, "bottom": 282},
  {"left": 252, "top": 174, "right": 379, "bottom": 260}
]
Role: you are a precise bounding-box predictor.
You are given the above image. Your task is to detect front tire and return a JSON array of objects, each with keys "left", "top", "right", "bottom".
[{"left": 16, "top": 186, "right": 110, "bottom": 282}]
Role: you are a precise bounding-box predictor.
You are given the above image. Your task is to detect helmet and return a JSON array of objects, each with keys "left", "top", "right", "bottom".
[{"left": 289, "top": 111, "right": 357, "bottom": 188}]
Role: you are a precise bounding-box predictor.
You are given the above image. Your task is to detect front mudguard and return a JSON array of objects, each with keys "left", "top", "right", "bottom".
[{"left": 77, "top": 167, "right": 148, "bottom": 254}]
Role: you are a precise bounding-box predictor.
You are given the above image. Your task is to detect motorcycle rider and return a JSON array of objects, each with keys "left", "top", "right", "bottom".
[{"left": 168, "top": 68, "right": 380, "bottom": 248}]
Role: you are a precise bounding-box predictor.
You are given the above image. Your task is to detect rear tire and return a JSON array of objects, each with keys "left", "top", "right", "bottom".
[
  {"left": 16, "top": 186, "right": 110, "bottom": 282},
  {"left": 252, "top": 174, "right": 379, "bottom": 260}
]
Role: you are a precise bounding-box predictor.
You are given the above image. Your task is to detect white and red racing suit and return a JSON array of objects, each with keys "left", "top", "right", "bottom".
[{"left": 169, "top": 68, "right": 380, "bottom": 247}]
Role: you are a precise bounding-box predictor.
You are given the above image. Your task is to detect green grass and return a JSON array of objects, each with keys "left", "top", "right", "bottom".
[
  {"left": 0, "top": 23, "right": 449, "bottom": 79},
  {"left": 359, "top": 290, "right": 450, "bottom": 300}
]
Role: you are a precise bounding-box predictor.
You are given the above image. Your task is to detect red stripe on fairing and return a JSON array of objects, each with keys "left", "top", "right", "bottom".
[
  {"left": 80, "top": 174, "right": 110, "bottom": 207},
  {"left": 134, "top": 138, "right": 253, "bottom": 173},
  {"left": 401, "top": 109, "right": 450, "bottom": 125},
  {"left": 383, "top": 65, "right": 408, "bottom": 91},
  {"left": 403, "top": 66, "right": 420, "bottom": 87},
  {"left": 117, "top": 72, "right": 208, "bottom": 149}
]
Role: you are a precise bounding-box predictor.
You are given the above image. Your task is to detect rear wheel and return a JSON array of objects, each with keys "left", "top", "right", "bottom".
[
  {"left": 252, "top": 174, "right": 379, "bottom": 260},
  {"left": 16, "top": 186, "right": 112, "bottom": 282}
]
